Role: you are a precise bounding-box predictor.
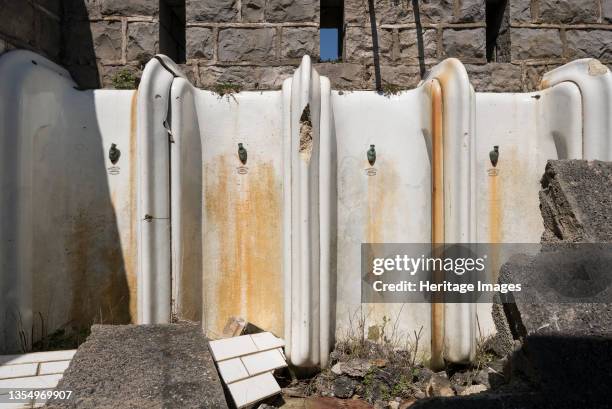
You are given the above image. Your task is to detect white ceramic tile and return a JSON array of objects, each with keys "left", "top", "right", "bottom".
[
  {"left": 0, "top": 374, "right": 62, "bottom": 390},
  {"left": 217, "top": 358, "right": 249, "bottom": 384},
  {"left": 0, "top": 364, "right": 37, "bottom": 380},
  {"left": 227, "top": 372, "right": 280, "bottom": 408},
  {"left": 249, "top": 333, "right": 285, "bottom": 351},
  {"left": 0, "top": 350, "right": 76, "bottom": 366},
  {"left": 38, "top": 360, "right": 70, "bottom": 375},
  {"left": 0, "top": 402, "right": 33, "bottom": 409},
  {"left": 209, "top": 335, "right": 257, "bottom": 362},
  {"left": 277, "top": 348, "right": 286, "bottom": 361},
  {"left": 240, "top": 349, "right": 286, "bottom": 376}
]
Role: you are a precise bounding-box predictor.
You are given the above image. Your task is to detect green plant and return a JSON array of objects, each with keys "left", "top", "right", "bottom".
[
  {"left": 381, "top": 83, "right": 405, "bottom": 97},
  {"left": 212, "top": 82, "right": 242, "bottom": 97},
  {"left": 111, "top": 69, "right": 137, "bottom": 90}
]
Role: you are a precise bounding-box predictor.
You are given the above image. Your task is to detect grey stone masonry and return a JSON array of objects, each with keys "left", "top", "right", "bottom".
[
  {"left": 184, "top": 0, "right": 320, "bottom": 90},
  {"left": 61, "top": 0, "right": 161, "bottom": 89},
  {"left": 3, "top": 1, "right": 610, "bottom": 92},
  {"left": 179, "top": 0, "right": 611, "bottom": 92},
  {"left": 0, "top": 0, "right": 61, "bottom": 61}
]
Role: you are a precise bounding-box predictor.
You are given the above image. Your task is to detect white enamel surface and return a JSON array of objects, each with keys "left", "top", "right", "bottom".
[
  {"left": 332, "top": 88, "right": 433, "bottom": 356},
  {"left": 0, "top": 50, "right": 138, "bottom": 353},
  {"left": 2, "top": 50, "right": 610, "bottom": 367}
]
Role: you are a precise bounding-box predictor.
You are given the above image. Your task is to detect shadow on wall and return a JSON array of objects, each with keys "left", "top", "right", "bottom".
[
  {"left": 61, "top": 0, "right": 100, "bottom": 88},
  {"left": 0, "top": 54, "right": 132, "bottom": 354},
  {"left": 367, "top": 0, "right": 426, "bottom": 91}
]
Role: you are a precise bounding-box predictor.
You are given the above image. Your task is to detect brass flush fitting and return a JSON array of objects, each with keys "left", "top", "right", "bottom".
[
  {"left": 489, "top": 145, "right": 499, "bottom": 168},
  {"left": 367, "top": 144, "right": 376, "bottom": 166},
  {"left": 238, "top": 143, "right": 247, "bottom": 165}
]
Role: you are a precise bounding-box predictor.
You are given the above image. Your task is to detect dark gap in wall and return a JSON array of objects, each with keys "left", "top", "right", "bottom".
[
  {"left": 486, "top": 0, "right": 510, "bottom": 62},
  {"left": 320, "top": 0, "right": 344, "bottom": 61},
  {"left": 160, "top": 0, "right": 186, "bottom": 63}
]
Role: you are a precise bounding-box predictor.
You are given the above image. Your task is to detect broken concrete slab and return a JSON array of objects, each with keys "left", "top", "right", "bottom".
[
  {"left": 497, "top": 251, "right": 612, "bottom": 338},
  {"left": 44, "top": 323, "right": 228, "bottom": 409},
  {"left": 540, "top": 160, "right": 612, "bottom": 243}
]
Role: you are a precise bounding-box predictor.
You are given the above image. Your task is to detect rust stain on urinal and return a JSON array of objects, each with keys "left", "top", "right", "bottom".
[{"left": 205, "top": 156, "right": 283, "bottom": 337}]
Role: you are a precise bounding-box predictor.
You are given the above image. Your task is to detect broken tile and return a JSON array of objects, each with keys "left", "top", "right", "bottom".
[
  {"left": 209, "top": 335, "right": 258, "bottom": 361},
  {"left": 227, "top": 371, "right": 281, "bottom": 408},
  {"left": 217, "top": 358, "right": 249, "bottom": 384},
  {"left": 250, "top": 332, "right": 285, "bottom": 351},
  {"left": 240, "top": 349, "right": 287, "bottom": 376}
]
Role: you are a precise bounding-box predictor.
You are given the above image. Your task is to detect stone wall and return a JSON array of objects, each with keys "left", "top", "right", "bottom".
[
  {"left": 183, "top": 0, "right": 320, "bottom": 89},
  {"left": 181, "top": 0, "right": 612, "bottom": 92},
  {"left": 506, "top": 0, "right": 612, "bottom": 91},
  {"left": 62, "top": 0, "right": 161, "bottom": 88},
  {"left": 0, "top": 0, "right": 62, "bottom": 61},
  {"left": 1, "top": 1, "right": 611, "bottom": 92}
]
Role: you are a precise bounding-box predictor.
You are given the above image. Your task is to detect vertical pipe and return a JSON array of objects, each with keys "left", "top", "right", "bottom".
[{"left": 430, "top": 80, "right": 445, "bottom": 371}]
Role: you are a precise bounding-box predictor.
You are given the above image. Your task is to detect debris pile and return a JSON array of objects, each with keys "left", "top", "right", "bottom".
[{"left": 281, "top": 339, "right": 507, "bottom": 409}]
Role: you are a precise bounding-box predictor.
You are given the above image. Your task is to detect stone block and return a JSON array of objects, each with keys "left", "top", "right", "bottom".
[
  {"left": 65, "top": 21, "right": 122, "bottom": 64},
  {"left": 281, "top": 27, "right": 318, "bottom": 59},
  {"left": 186, "top": 27, "right": 214, "bottom": 60},
  {"left": 540, "top": 160, "right": 612, "bottom": 243},
  {"left": 509, "top": 0, "right": 532, "bottom": 23},
  {"left": 35, "top": 8, "right": 61, "bottom": 59},
  {"left": 187, "top": 0, "right": 238, "bottom": 22},
  {"left": 127, "top": 22, "right": 160, "bottom": 63},
  {"left": 379, "top": 65, "right": 423, "bottom": 89},
  {"left": 566, "top": 30, "right": 612, "bottom": 62},
  {"left": 510, "top": 28, "right": 562, "bottom": 60},
  {"left": 344, "top": 26, "right": 393, "bottom": 63},
  {"left": 442, "top": 28, "right": 486, "bottom": 60},
  {"left": 522, "top": 64, "right": 548, "bottom": 91},
  {"left": 242, "top": 0, "right": 265, "bottom": 22},
  {"left": 419, "top": 0, "right": 455, "bottom": 23},
  {"left": 265, "top": 0, "right": 318, "bottom": 23},
  {"left": 605, "top": 0, "right": 612, "bottom": 22},
  {"left": 0, "top": 2, "right": 35, "bottom": 46},
  {"left": 454, "top": 0, "right": 486, "bottom": 23},
  {"left": 538, "top": 0, "right": 598, "bottom": 24},
  {"left": 100, "top": 0, "right": 158, "bottom": 16},
  {"left": 199, "top": 65, "right": 295, "bottom": 90},
  {"left": 177, "top": 63, "right": 198, "bottom": 84},
  {"left": 35, "top": 0, "right": 62, "bottom": 16},
  {"left": 465, "top": 63, "right": 522, "bottom": 92},
  {"left": 375, "top": 0, "right": 414, "bottom": 24},
  {"left": 313, "top": 62, "right": 369, "bottom": 89},
  {"left": 399, "top": 28, "right": 438, "bottom": 61},
  {"left": 218, "top": 28, "right": 276, "bottom": 62},
  {"left": 344, "top": 0, "right": 368, "bottom": 25},
  {"left": 62, "top": 0, "right": 100, "bottom": 20}
]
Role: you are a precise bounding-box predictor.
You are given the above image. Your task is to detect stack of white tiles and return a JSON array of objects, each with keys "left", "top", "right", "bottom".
[
  {"left": 0, "top": 350, "right": 76, "bottom": 408},
  {"left": 209, "top": 333, "right": 287, "bottom": 408}
]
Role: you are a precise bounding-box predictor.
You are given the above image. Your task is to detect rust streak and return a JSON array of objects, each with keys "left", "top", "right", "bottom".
[
  {"left": 127, "top": 90, "right": 138, "bottom": 322},
  {"left": 205, "top": 157, "right": 283, "bottom": 337},
  {"left": 430, "top": 80, "right": 445, "bottom": 371}
]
